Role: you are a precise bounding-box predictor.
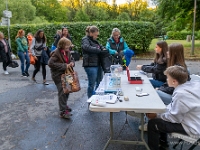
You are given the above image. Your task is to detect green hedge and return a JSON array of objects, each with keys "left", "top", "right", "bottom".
[
  {"left": 167, "top": 31, "right": 200, "bottom": 40},
  {"left": 0, "top": 21, "right": 155, "bottom": 54}
]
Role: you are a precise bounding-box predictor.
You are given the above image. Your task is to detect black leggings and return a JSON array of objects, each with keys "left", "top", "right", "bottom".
[
  {"left": 2, "top": 53, "right": 11, "bottom": 71},
  {"left": 32, "top": 56, "right": 46, "bottom": 80}
]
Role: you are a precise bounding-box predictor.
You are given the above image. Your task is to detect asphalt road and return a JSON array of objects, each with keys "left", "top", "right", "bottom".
[{"left": 0, "top": 59, "right": 200, "bottom": 150}]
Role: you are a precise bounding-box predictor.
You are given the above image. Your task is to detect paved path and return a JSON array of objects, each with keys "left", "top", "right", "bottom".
[{"left": 0, "top": 60, "right": 199, "bottom": 150}]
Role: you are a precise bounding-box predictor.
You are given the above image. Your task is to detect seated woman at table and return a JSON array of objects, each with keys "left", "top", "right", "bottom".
[
  {"left": 156, "top": 43, "right": 190, "bottom": 105},
  {"left": 147, "top": 65, "right": 200, "bottom": 150},
  {"left": 136, "top": 41, "right": 168, "bottom": 88}
]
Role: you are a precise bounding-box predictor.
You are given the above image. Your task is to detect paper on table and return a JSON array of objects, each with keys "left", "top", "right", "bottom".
[{"left": 87, "top": 94, "right": 117, "bottom": 104}]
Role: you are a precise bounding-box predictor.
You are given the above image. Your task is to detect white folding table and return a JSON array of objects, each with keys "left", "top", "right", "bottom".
[{"left": 89, "top": 70, "right": 166, "bottom": 150}]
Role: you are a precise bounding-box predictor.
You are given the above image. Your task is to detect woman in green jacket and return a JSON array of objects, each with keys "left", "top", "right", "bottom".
[{"left": 16, "top": 29, "right": 30, "bottom": 77}]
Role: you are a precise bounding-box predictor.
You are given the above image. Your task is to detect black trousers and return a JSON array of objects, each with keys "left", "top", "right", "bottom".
[
  {"left": 32, "top": 56, "right": 46, "bottom": 80},
  {"left": 148, "top": 118, "right": 187, "bottom": 150},
  {"left": 2, "top": 53, "right": 11, "bottom": 71},
  {"left": 0, "top": 50, "right": 12, "bottom": 71}
]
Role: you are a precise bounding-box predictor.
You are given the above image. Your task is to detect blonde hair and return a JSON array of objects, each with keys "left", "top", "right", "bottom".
[
  {"left": 85, "top": 26, "right": 91, "bottom": 36},
  {"left": 57, "top": 37, "right": 71, "bottom": 49}
]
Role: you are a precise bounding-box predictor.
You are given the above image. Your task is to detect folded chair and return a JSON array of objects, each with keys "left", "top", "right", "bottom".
[{"left": 171, "top": 133, "right": 200, "bottom": 150}]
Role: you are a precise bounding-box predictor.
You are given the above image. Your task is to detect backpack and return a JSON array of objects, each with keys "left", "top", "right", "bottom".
[{"left": 8, "top": 60, "right": 19, "bottom": 68}]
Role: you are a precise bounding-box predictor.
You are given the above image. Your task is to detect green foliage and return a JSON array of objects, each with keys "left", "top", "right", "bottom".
[
  {"left": 0, "top": 21, "right": 155, "bottom": 54},
  {"left": 167, "top": 31, "right": 200, "bottom": 40},
  {"left": 117, "top": 12, "right": 131, "bottom": 21},
  {"left": 31, "top": 0, "right": 68, "bottom": 22},
  {"left": 0, "top": 0, "right": 36, "bottom": 24},
  {"left": 74, "top": 9, "right": 90, "bottom": 22},
  {"left": 156, "top": 0, "right": 200, "bottom": 31},
  {"left": 84, "top": 4, "right": 109, "bottom": 21},
  {"left": 27, "top": 16, "right": 49, "bottom": 24}
]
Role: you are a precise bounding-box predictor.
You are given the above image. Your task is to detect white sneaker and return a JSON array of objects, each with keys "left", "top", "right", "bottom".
[
  {"left": 139, "top": 123, "right": 148, "bottom": 131},
  {"left": 4, "top": 71, "right": 9, "bottom": 75}
]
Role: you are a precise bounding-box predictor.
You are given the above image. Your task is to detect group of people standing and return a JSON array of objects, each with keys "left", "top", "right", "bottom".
[
  {"left": 82, "top": 26, "right": 131, "bottom": 99},
  {"left": 15, "top": 29, "right": 49, "bottom": 85},
  {"left": 1, "top": 25, "right": 200, "bottom": 150},
  {"left": 0, "top": 29, "right": 49, "bottom": 85}
]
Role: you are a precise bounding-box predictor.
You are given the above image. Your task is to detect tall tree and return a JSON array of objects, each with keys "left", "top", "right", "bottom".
[
  {"left": 155, "top": 0, "right": 200, "bottom": 31},
  {"left": 31, "top": 0, "right": 68, "bottom": 22},
  {"left": 119, "top": 0, "right": 148, "bottom": 21}
]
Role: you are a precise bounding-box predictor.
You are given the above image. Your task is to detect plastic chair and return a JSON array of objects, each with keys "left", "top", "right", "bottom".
[{"left": 171, "top": 133, "right": 200, "bottom": 150}]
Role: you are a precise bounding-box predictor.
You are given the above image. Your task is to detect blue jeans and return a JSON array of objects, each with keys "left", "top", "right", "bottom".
[
  {"left": 84, "top": 67, "right": 103, "bottom": 98},
  {"left": 156, "top": 90, "right": 172, "bottom": 105},
  {"left": 149, "top": 79, "right": 164, "bottom": 88},
  {"left": 17, "top": 51, "right": 30, "bottom": 74}
]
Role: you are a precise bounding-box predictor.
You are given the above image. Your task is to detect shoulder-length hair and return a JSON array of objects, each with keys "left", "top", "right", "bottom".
[
  {"left": 15, "top": 29, "right": 24, "bottom": 39},
  {"left": 57, "top": 37, "right": 71, "bottom": 50},
  {"left": 154, "top": 41, "right": 168, "bottom": 64},
  {"left": 34, "top": 29, "right": 46, "bottom": 43},
  {"left": 168, "top": 43, "right": 187, "bottom": 68},
  {"left": 61, "top": 27, "right": 71, "bottom": 39}
]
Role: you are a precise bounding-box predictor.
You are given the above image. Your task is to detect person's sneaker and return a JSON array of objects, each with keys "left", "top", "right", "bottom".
[
  {"left": 66, "top": 106, "right": 72, "bottom": 112},
  {"left": 159, "top": 140, "right": 169, "bottom": 149},
  {"left": 21, "top": 72, "right": 28, "bottom": 77},
  {"left": 60, "top": 110, "right": 72, "bottom": 119},
  {"left": 43, "top": 81, "right": 49, "bottom": 85},
  {"left": 32, "top": 78, "right": 37, "bottom": 83},
  {"left": 24, "top": 71, "right": 29, "bottom": 77},
  {"left": 4, "top": 71, "right": 9, "bottom": 75},
  {"left": 138, "top": 123, "right": 148, "bottom": 131}
]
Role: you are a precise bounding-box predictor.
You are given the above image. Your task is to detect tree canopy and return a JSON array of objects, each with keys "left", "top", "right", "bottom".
[
  {"left": 0, "top": 0, "right": 151, "bottom": 24},
  {"left": 1, "top": 0, "right": 199, "bottom": 36},
  {"left": 154, "top": 0, "right": 200, "bottom": 32}
]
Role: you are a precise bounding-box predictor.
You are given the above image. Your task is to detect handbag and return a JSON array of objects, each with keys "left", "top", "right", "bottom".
[
  {"left": 99, "top": 50, "right": 112, "bottom": 73},
  {"left": 61, "top": 66, "right": 81, "bottom": 94},
  {"left": 40, "top": 49, "right": 49, "bottom": 65},
  {"left": 29, "top": 54, "right": 35, "bottom": 65}
]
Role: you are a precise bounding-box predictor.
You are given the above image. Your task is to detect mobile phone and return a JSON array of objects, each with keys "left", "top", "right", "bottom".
[{"left": 136, "top": 93, "right": 149, "bottom": 97}]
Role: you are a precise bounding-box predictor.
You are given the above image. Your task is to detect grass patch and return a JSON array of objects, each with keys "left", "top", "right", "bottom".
[{"left": 136, "top": 39, "right": 200, "bottom": 60}]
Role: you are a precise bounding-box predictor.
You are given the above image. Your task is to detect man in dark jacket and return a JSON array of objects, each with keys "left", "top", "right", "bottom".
[{"left": 0, "top": 32, "right": 12, "bottom": 74}]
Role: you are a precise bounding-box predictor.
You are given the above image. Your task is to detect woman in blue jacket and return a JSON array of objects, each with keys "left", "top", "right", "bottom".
[{"left": 106, "top": 28, "right": 129, "bottom": 68}]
